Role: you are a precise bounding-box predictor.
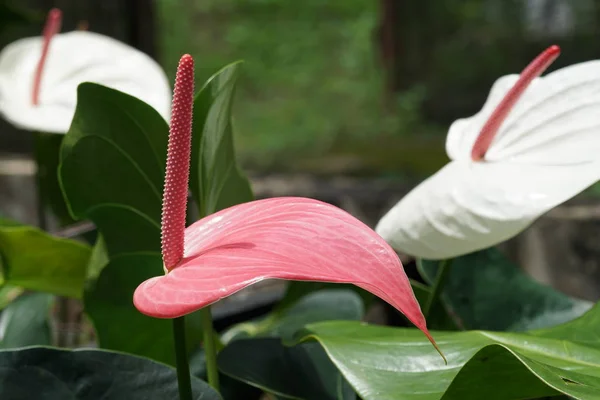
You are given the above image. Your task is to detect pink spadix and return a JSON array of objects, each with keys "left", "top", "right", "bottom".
[
  {"left": 161, "top": 54, "right": 194, "bottom": 270},
  {"left": 134, "top": 54, "right": 442, "bottom": 358},
  {"left": 32, "top": 8, "right": 62, "bottom": 106},
  {"left": 471, "top": 45, "right": 561, "bottom": 161}
]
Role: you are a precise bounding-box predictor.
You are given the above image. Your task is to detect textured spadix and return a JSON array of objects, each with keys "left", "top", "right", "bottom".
[
  {"left": 376, "top": 50, "right": 600, "bottom": 259},
  {"left": 0, "top": 31, "right": 171, "bottom": 133},
  {"left": 134, "top": 197, "right": 435, "bottom": 345}
]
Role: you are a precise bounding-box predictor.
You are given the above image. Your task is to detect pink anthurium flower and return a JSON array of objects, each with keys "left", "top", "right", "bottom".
[
  {"left": 376, "top": 46, "right": 600, "bottom": 260},
  {"left": 0, "top": 8, "right": 171, "bottom": 133},
  {"left": 133, "top": 54, "right": 441, "bottom": 355}
]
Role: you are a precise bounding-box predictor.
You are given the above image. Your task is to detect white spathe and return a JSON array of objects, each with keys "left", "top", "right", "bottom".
[
  {"left": 376, "top": 60, "right": 600, "bottom": 260},
  {"left": 0, "top": 31, "right": 171, "bottom": 133}
]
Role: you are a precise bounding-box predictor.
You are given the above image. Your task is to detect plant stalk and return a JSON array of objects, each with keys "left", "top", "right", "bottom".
[
  {"left": 423, "top": 258, "right": 453, "bottom": 319},
  {"left": 200, "top": 306, "right": 220, "bottom": 391},
  {"left": 172, "top": 316, "right": 193, "bottom": 400}
]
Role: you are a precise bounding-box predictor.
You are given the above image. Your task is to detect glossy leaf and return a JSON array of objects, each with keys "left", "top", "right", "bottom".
[
  {"left": 134, "top": 197, "right": 435, "bottom": 348},
  {"left": 218, "top": 289, "right": 362, "bottom": 400},
  {"left": 59, "top": 85, "right": 204, "bottom": 365},
  {"left": 0, "top": 292, "right": 53, "bottom": 348},
  {"left": 223, "top": 289, "right": 364, "bottom": 343},
  {"left": 190, "top": 62, "right": 253, "bottom": 216},
  {"left": 220, "top": 340, "right": 356, "bottom": 400},
  {"left": 419, "top": 248, "right": 592, "bottom": 331},
  {"left": 274, "top": 281, "right": 374, "bottom": 316},
  {"left": 59, "top": 83, "right": 168, "bottom": 256},
  {"left": 0, "top": 347, "right": 221, "bottom": 399},
  {"left": 0, "top": 285, "right": 22, "bottom": 311},
  {"left": 301, "top": 304, "right": 600, "bottom": 400},
  {"left": 0, "top": 222, "right": 90, "bottom": 298},
  {"left": 84, "top": 253, "right": 201, "bottom": 366},
  {"left": 376, "top": 60, "right": 600, "bottom": 259},
  {"left": 34, "top": 131, "right": 74, "bottom": 226},
  {"left": 0, "top": 31, "right": 171, "bottom": 133}
]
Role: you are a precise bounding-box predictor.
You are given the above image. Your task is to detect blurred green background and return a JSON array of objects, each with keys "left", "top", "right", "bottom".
[
  {"left": 156, "top": 0, "right": 600, "bottom": 176},
  {"left": 2, "top": 0, "right": 600, "bottom": 178}
]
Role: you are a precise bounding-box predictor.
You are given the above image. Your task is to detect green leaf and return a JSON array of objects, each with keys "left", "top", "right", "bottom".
[
  {"left": 0, "top": 346, "right": 221, "bottom": 399},
  {"left": 218, "top": 289, "right": 361, "bottom": 400},
  {"left": 0, "top": 223, "right": 91, "bottom": 298},
  {"left": 191, "top": 62, "right": 253, "bottom": 216},
  {"left": 220, "top": 339, "right": 356, "bottom": 400},
  {"left": 300, "top": 305, "right": 600, "bottom": 400},
  {"left": 84, "top": 253, "right": 202, "bottom": 366},
  {"left": 0, "top": 292, "right": 53, "bottom": 348},
  {"left": 0, "top": 285, "right": 23, "bottom": 311},
  {"left": 223, "top": 289, "right": 364, "bottom": 342},
  {"left": 34, "top": 132, "right": 74, "bottom": 226},
  {"left": 275, "top": 282, "right": 374, "bottom": 317},
  {"left": 190, "top": 350, "right": 263, "bottom": 400},
  {"left": 58, "top": 84, "right": 203, "bottom": 365},
  {"left": 59, "top": 83, "right": 168, "bottom": 256},
  {"left": 410, "top": 279, "right": 459, "bottom": 331},
  {"left": 419, "top": 248, "right": 593, "bottom": 331}
]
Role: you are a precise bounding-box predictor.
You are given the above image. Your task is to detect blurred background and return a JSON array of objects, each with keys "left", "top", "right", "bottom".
[{"left": 2, "top": 0, "right": 600, "bottom": 302}]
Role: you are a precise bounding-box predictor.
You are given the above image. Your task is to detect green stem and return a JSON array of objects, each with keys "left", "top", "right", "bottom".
[
  {"left": 200, "top": 307, "right": 220, "bottom": 391},
  {"left": 172, "top": 316, "right": 193, "bottom": 400},
  {"left": 423, "top": 259, "right": 453, "bottom": 319}
]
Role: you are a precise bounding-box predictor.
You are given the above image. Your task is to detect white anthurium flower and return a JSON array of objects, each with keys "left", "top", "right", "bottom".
[
  {"left": 0, "top": 9, "right": 171, "bottom": 134},
  {"left": 376, "top": 46, "right": 600, "bottom": 260}
]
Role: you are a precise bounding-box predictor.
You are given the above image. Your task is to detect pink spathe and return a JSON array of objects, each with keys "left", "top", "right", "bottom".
[{"left": 134, "top": 196, "right": 437, "bottom": 348}]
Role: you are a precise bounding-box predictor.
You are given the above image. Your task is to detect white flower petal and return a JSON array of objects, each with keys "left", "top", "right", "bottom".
[
  {"left": 375, "top": 160, "right": 600, "bottom": 259},
  {"left": 0, "top": 31, "right": 171, "bottom": 133},
  {"left": 446, "top": 60, "right": 600, "bottom": 165}
]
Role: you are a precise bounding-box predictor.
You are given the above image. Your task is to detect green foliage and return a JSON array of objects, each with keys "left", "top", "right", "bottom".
[
  {"left": 0, "top": 292, "right": 53, "bottom": 348},
  {"left": 0, "top": 347, "right": 221, "bottom": 399},
  {"left": 190, "top": 62, "right": 253, "bottom": 216},
  {"left": 157, "top": 0, "right": 429, "bottom": 170},
  {"left": 301, "top": 304, "right": 600, "bottom": 400},
  {"left": 0, "top": 220, "right": 91, "bottom": 298},
  {"left": 218, "top": 289, "right": 361, "bottom": 399},
  {"left": 58, "top": 83, "right": 197, "bottom": 365},
  {"left": 419, "top": 248, "right": 593, "bottom": 331}
]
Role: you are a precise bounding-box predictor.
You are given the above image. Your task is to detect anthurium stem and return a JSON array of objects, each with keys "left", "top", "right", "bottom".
[
  {"left": 423, "top": 259, "right": 453, "bottom": 319},
  {"left": 200, "top": 306, "right": 220, "bottom": 391},
  {"left": 172, "top": 316, "right": 193, "bottom": 400}
]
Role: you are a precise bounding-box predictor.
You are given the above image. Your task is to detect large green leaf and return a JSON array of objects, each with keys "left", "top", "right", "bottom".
[
  {"left": 300, "top": 304, "right": 600, "bottom": 400},
  {"left": 0, "top": 222, "right": 91, "bottom": 298},
  {"left": 58, "top": 84, "right": 204, "bottom": 365},
  {"left": 190, "top": 62, "right": 253, "bottom": 216},
  {"left": 218, "top": 289, "right": 362, "bottom": 400},
  {"left": 59, "top": 83, "right": 168, "bottom": 256},
  {"left": 34, "top": 132, "right": 74, "bottom": 226},
  {"left": 0, "top": 285, "right": 22, "bottom": 311},
  {"left": 0, "top": 347, "right": 221, "bottom": 399},
  {"left": 0, "top": 292, "right": 53, "bottom": 348},
  {"left": 419, "top": 248, "right": 593, "bottom": 331}
]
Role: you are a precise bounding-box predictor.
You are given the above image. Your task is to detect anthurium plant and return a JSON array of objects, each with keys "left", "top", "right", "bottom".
[{"left": 1, "top": 8, "right": 600, "bottom": 400}]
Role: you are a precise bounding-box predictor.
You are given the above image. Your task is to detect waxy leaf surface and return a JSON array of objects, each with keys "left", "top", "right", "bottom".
[
  {"left": 0, "top": 292, "right": 53, "bottom": 348},
  {"left": 419, "top": 248, "right": 592, "bottom": 331},
  {"left": 0, "top": 220, "right": 90, "bottom": 298},
  {"left": 58, "top": 84, "right": 201, "bottom": 365},
  {"left": 0, "top": 347, "right": 221, "bottom": 399},
  {"left": 190, "top": 61, "right": 253, "bottom": 216},
  {"left": 376, "top": 60, "right": 600, "bottom": 259},
  {"left": 301, "top": 304, "right": 600, "bottom": 400},
  {"left": 134, "top": 197, "right": 434, "bottom": 345},
  {"left": 218, "top": 289, "right": 361, "bottom": 400}
]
